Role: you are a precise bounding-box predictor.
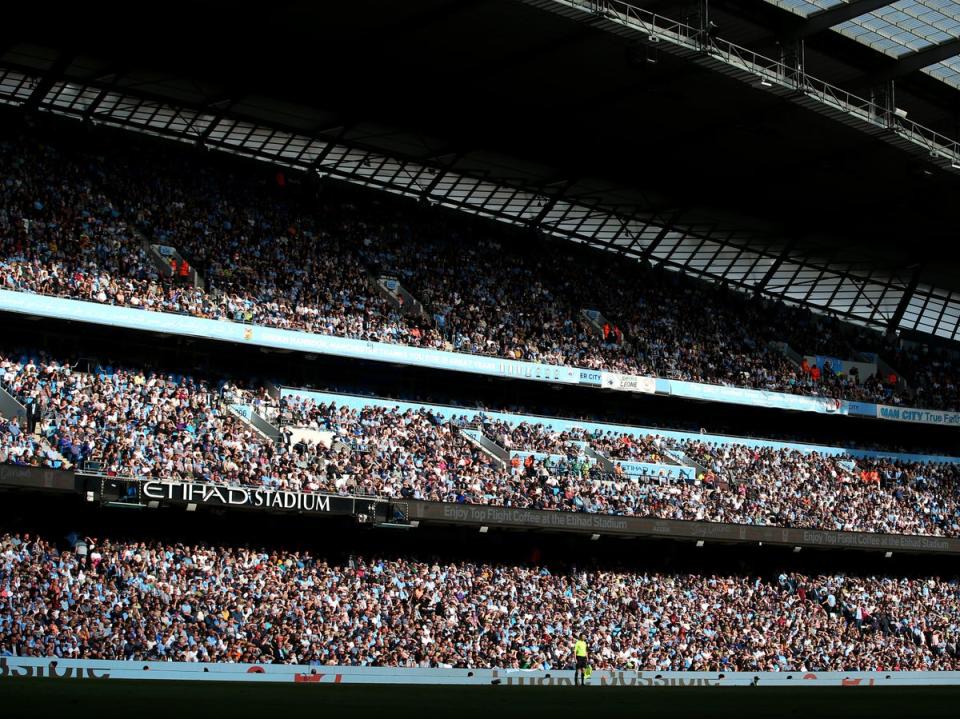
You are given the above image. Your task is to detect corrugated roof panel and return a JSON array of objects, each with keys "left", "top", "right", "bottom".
[
  {"left": 834, "top": 1, "right": 960, "bottom": 58},
  {"left": 766, "top": 0, "right": 847, "bottom": 18},
  {"left": 922, "top": 53, "right": 960, "bottom": 86}
]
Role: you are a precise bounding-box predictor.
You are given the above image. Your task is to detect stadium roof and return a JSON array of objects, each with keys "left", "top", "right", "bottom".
[
  {"left": 710, "top": 0, "right": 960, "bottom": 106},
  {"left": 1, "top": 0, "right": 959, "bottom": 342},
  {"left": 770, "top": 1, "right": 960, "bottom": 66}
]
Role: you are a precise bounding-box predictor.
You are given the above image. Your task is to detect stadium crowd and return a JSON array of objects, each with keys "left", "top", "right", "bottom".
[
  {"left": 284, "top": 394, "right": 960, "bottom": 537},
  {"left": 2, "top": 135, "right": 958, "bottom": 409},
  {"left": 0, "top": 531, "right": 958, "bottom": 670},
  {"left": 2, "top": 345, "right": 958, "bottom": 537},
  {"left": 0, "top": 412, "right": 60, "bottom": 469},
  {"left": 478, "top": 417, "right": 668, "bottom": 464}
]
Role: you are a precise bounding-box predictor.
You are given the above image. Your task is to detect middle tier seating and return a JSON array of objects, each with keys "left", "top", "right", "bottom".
[{"left": 1, "top": 347, "right": 958, "bottom": 538}]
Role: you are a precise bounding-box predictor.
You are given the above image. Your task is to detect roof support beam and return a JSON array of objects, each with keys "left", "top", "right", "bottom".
[
  {"left": 196, "top": 96, "right": 240, "bottom": 142},
  {"left": 80, "top": 65, "right": 127, "bottom": 121},
  {"left": 797, "top": 0, "right": 898, "bottom": 38},
  {"left": 602, "top": 208, "right": 646, "bottom": 251},
  {"left": 421, "top": 152, "right": 466, "bottom": 199},
  {"left": 640, "top": 210, "right": 683, "bottom": 263},
  {"left": 872, "top": 37, "right": 960, "bottom": 83},
  {"left": 528, "top": 179, "right": 577, "bottom": 228},
  {"left": 753, "top": 238, "right": 798, "bottom": 295},
  {"left": 888, "top": 265, "right": 923, "bottom": 331},
  {"left": 24, "top": 50, "right": 75, "bottom": 110}
]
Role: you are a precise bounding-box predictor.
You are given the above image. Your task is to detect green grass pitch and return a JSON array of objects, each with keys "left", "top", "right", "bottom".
[{"left": 1, "top": 678, "right": 958, "bottom": 718}]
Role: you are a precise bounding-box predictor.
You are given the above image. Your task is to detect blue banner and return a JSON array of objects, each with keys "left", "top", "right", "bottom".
[
  {"left": 615, "top": 461, "right": 695, "bottom": 481},
  {"left": 3, "top": 656, "right": 956, "bottom": 686},
  {"left": 664, "top": 379, "right": 847, "bottom": 415},
  {"left": 283, "top": 388, "right": 960, "bottom": 465},
  {"left": 0, "top": 290, "right": 580, "bottom": 386},
  {"left": 1, "top": 289, "right": 957, "bottom": 427},
  {"left": 847, "top": 401, "right": 878, "bottom": 417},
  {"left": 876, "top": 405, "right": 960, "bottom": 426},
  {"left": 578, "top": 369, "right": 603, "bottom": 387}
]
